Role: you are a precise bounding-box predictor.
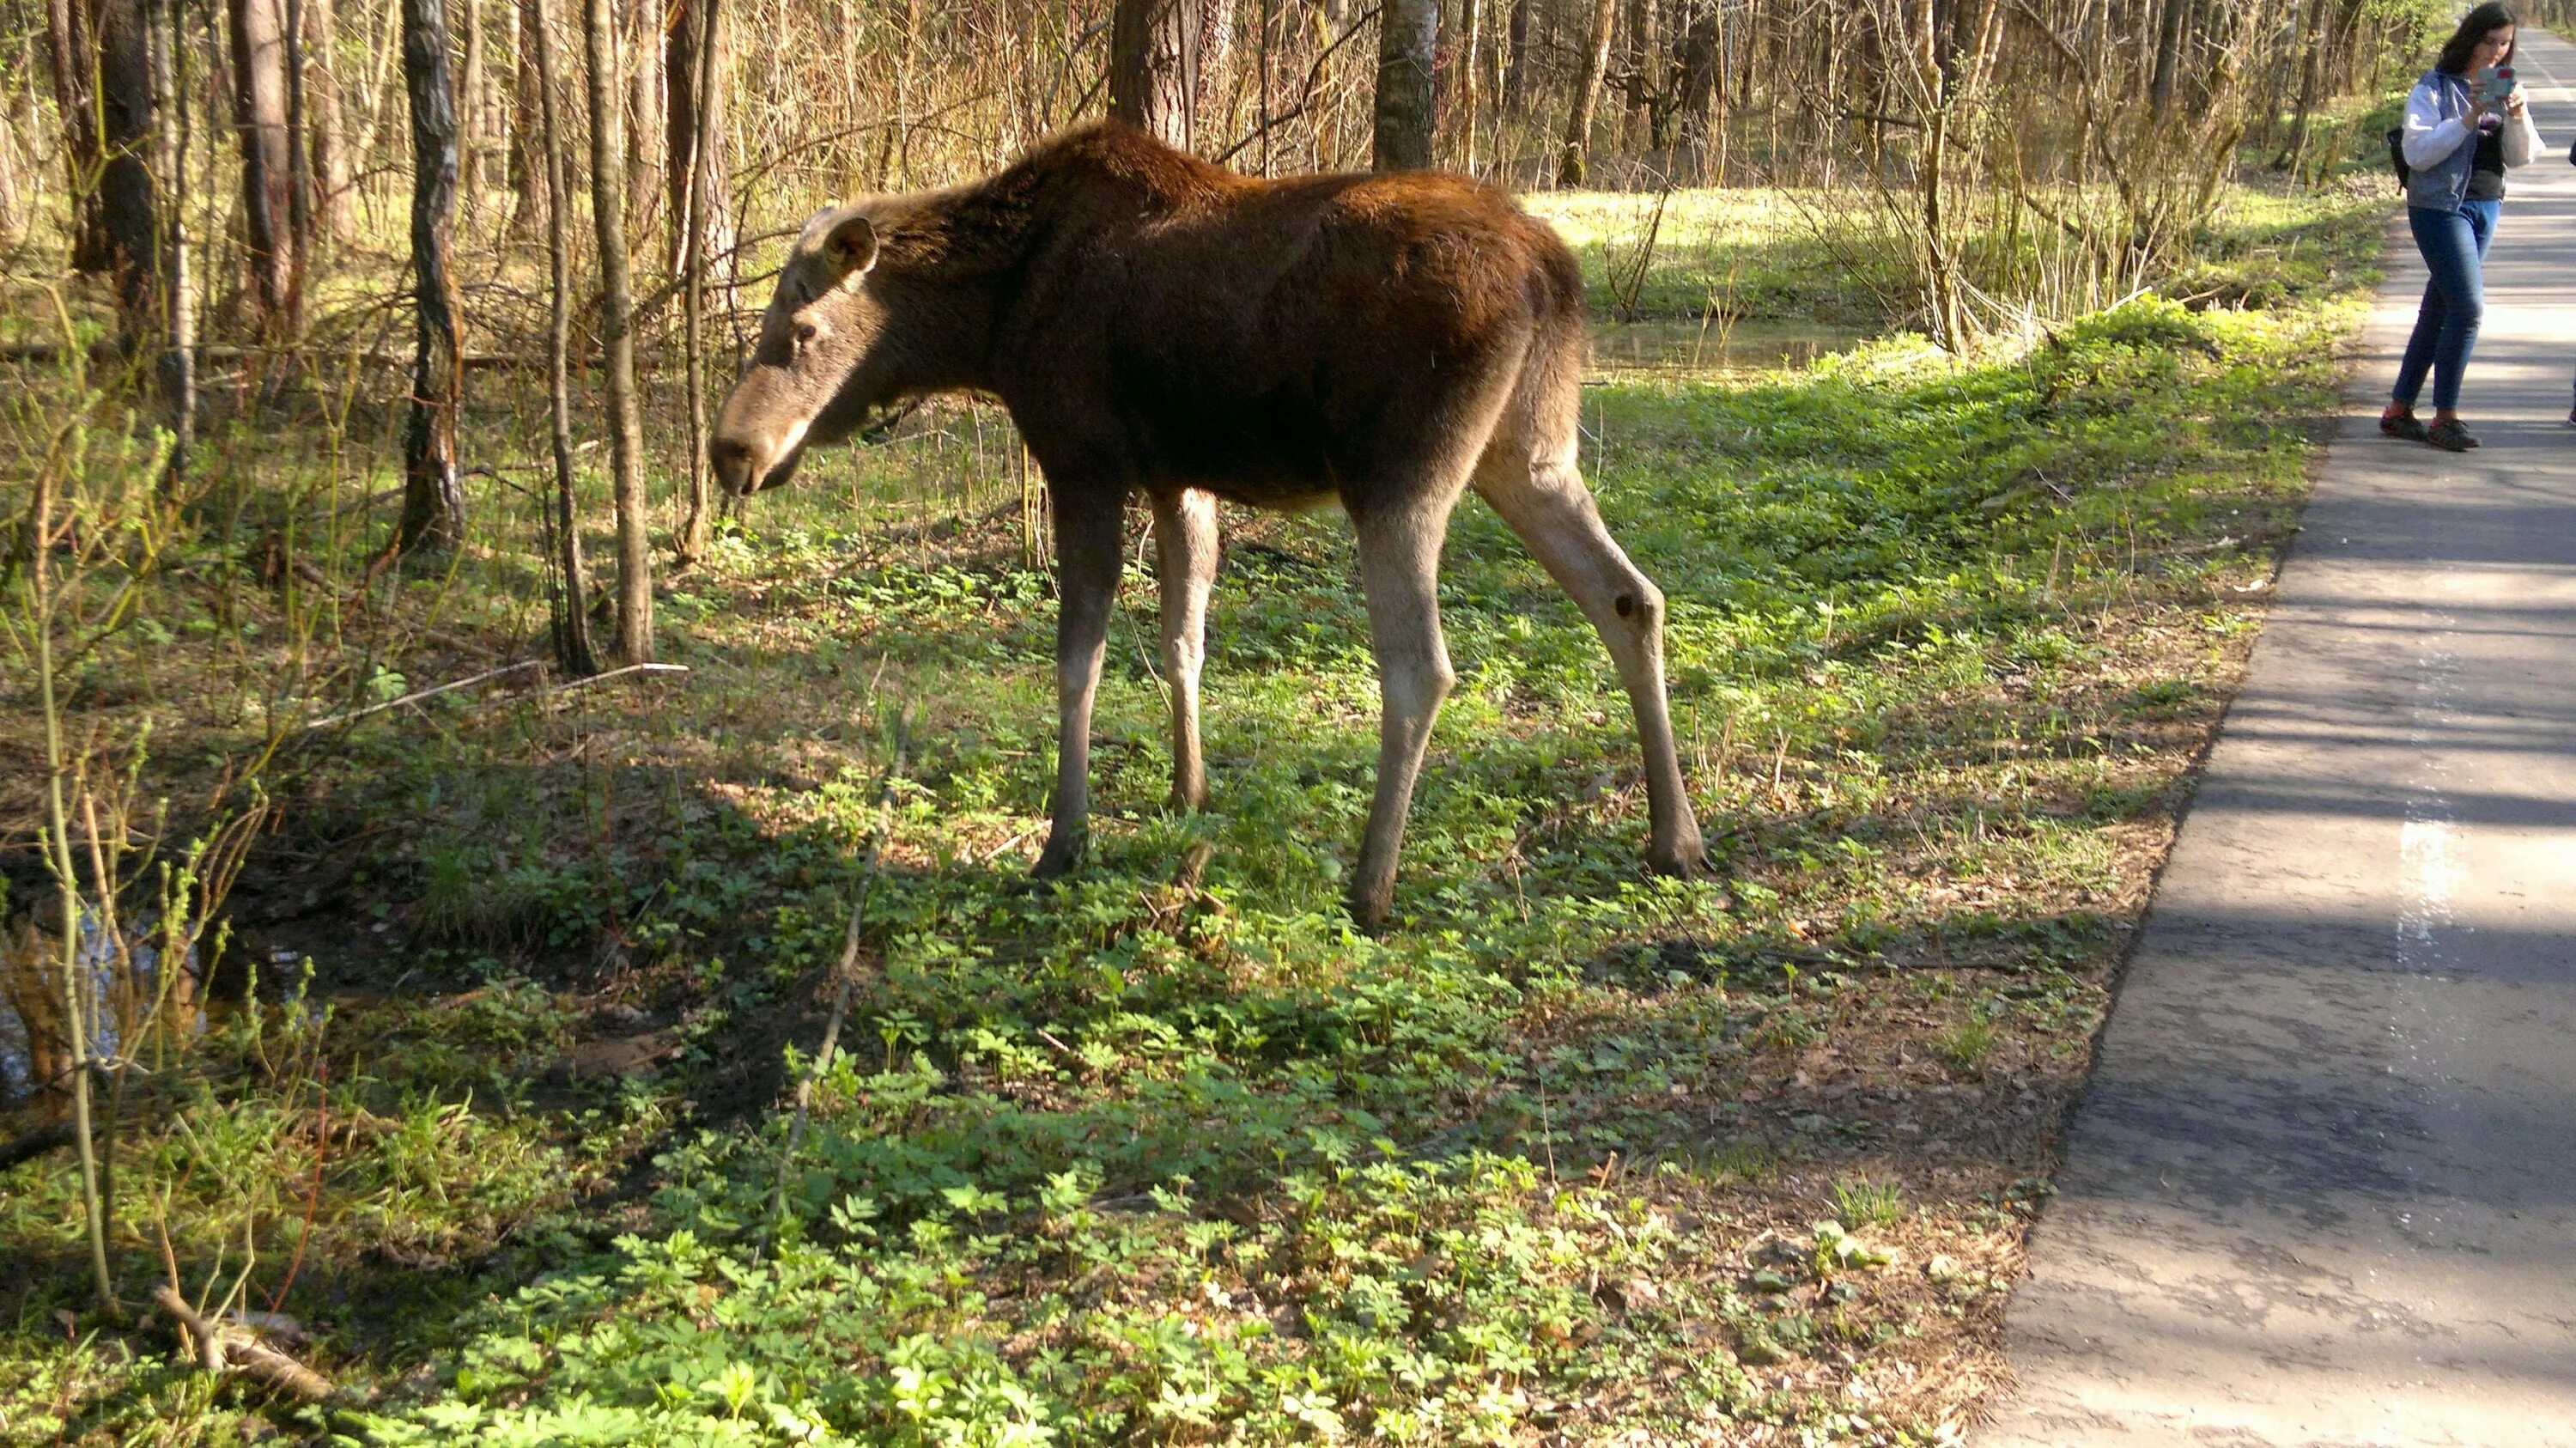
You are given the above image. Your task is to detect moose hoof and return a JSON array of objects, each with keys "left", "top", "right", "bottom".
[
  {"left": 1030, "top": 830, "right": 1087, "bottom": 880},
  {"left": 1646, "top": 833, "right": 1707, "bottom": 880}
]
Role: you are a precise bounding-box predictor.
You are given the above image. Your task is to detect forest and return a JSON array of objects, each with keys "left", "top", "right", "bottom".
[{"left": 1, "top": 0, "right": 2459, "bottom": 1442}]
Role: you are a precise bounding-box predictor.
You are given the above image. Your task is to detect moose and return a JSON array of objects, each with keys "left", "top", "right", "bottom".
[{"left": 711, "top": 122, "right": 1704, "bottom": 928}]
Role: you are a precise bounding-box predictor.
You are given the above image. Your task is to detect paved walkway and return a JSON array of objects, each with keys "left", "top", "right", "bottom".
[{"left": 1983, "top": 30, "right": 2576, "bottom": 1448}]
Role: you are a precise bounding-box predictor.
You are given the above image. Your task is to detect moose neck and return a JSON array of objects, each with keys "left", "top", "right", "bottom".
[{"left": 864, "top": 166, "right": 1054, "bottom": 397}]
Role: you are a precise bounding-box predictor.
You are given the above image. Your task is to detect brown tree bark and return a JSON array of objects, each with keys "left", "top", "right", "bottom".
[
  {"left": 48, "top": 0, "right": 157, "bottom": 333},
  {"left": 1373, "top": 0, "right": 1436, "bottom": 171},
  {"left": 305, "top": 0, "right": 353, "bottom": 240},
  {"left": 230, "top": 0, "right": 296, "bottom": 334},
  {"left": 459, "top": 0, "right": 484, "bottom": 214},
  {"left": 529, "top": 0, "right": 598, "bottom": 675},
  {"left": 670, "top": 0, "right": 727, "bottom": 560},
  {"left": 662, "top": 0, "right": 728, "bottom": 275},
  {"left": 395, "top": 0, "right": 466, "bottom": 554},
  {"left": 1109, "top": 0, "right": 1231, "bottom": 155},
  {"left": 623, "top": 0, "right": 661, "bottom": 249},
  {"left": 2149, "top": 0, "right": 2186, "bottom": 114},
  {"left": 1558, "top": 0, "right": 1618, "bottom": 186},
  {"left": 586, "top": 0, "right": 652, "bottom": 660},
  {"left": 507, "top": 0, "right": 544, "bottom": 235}
]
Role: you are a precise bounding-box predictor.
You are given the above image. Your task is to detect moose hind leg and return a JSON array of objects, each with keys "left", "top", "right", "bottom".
[
  {"left": 1347, "top": 504, "right": 1459, "bottom": 929},
  {"left": 1150, "top": 489, "right": 1219, "bottom": 811},
  {"left": 1473, "top": 453, "right": 1704, "bottom": 876},
  {"left": 1032, "top": 490, "right": 1125, "bottom": 879}
]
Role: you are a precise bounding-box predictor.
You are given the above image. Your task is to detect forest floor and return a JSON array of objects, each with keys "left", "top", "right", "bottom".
[{"left": 1, "top": 154, "right": 2390, "bottom": 1445}]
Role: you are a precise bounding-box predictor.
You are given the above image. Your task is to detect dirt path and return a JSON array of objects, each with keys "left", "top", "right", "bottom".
[{"left": 1981, "top": 32, "right": 2576, "bottom": 1447}]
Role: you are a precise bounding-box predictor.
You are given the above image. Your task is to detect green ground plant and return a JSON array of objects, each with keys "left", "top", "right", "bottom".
[{"left": 0, "top": 155, "right": 2385, "bottom": 1444}]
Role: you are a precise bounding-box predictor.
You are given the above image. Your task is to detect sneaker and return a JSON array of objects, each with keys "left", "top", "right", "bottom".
[
  {"left": 2427, "top": 418, "right": 2479, "bottom": 452},
  {"left": 2381, "top": 411, "right": 2430, "bottom": 441}
]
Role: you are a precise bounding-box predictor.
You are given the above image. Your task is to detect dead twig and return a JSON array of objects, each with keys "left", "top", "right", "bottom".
[
  {"left": 150, "top": 1284, "right": 337, "bottom": 1403},
  {"left": 301, "top": 659, "right": 545, "bottom": 730}
]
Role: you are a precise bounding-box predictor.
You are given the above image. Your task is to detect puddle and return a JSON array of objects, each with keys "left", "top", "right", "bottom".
[
  {"left": 1589, "top": 317, "right": 1866, "bottom": 375},
  {"left": 1, "top": 914, "right": 205, "bottom": 1105}
]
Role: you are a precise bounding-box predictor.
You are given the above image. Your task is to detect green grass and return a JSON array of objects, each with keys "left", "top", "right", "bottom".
[{"left": 1, "top": 157, "right": 2382, "bottom": 1444}]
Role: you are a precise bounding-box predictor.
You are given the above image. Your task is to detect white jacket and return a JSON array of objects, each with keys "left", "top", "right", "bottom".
[{"left": 2403, "top": 74, "right": 2545, "bottom": 172}]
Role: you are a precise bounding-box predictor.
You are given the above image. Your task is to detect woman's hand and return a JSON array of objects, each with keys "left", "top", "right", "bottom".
[{"left": 2506, "top": 87, "right": 2530, "bottom": 119}]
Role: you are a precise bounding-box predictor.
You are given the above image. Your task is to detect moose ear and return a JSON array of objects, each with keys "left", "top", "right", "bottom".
[{"left": 822, "top": 214, "right": 878, "bottom": 284}]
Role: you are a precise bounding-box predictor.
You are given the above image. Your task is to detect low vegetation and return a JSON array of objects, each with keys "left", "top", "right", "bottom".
[{"left": 3, "top": 151, "right": 2386, "bottom": 1444}]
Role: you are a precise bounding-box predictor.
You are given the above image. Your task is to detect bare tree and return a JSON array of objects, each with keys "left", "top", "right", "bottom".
[
  {"left": 586, "top": 0, "right": 652, "bottom": 660},
  {"left": 394, "top": 0, "right": 466, "bottom": 554},
  {"left": 1373, "top": 0, "right": 1436, "bottom": 170},
  {"left": 1558, "top": 0, "right": 1617, "bottom": 185},
  {"left": 530, "top": 0, "right": 597, "bottom": 674},
  {"left": 149, "top": 0, "right": 194, "bottom": 484},
  {"left": 230, "top": 0, "right": 296, "bottom": 335},
  {"left": 669, "top": 0, "right": 728, "bottom": 561},
  {"left": 1110, "top": 0, "right": 1231, "bottom": 154},
  {"left": 305, "top": 0, "right": 353, "bottom": 239},
  {"left": 46, "top": 0, "right": 160, "bottom": 336}
]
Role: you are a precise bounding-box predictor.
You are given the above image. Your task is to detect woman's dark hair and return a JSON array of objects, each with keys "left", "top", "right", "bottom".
[{"left": 2437, "top": 2, "right": 2518, "bottom": 74}]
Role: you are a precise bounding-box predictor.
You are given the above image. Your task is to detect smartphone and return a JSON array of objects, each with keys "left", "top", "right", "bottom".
[{"left": 2477, "top": 64, "right": 2516, "bottom": 104}]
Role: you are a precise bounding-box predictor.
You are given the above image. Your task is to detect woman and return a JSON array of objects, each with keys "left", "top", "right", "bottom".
[{"left": 2382, "top": 3, "right": 2544, "bottom": 452}]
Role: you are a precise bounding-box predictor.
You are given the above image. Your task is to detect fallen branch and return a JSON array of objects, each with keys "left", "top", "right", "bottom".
[
  {"left": 0, "top": 1120, "right": 78, "bottom": 1172},
  {"left": 152, "top": 1284, "right": 338, "bottom": 1403},
  {"left": 531, "top": 661, "right": 690, "bottom": 701},
  {"left": 301, "top": 660, "right": 546, "bottom": 730}
]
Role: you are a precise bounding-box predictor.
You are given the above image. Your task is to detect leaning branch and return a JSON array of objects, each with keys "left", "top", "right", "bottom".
[{"left": 151, "top": 1284, "right": 338, "bottom": 1402}]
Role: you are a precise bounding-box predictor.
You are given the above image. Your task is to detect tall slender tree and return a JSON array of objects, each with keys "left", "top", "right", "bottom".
[
  {"left": 229, "top": 0, "right": 295, "bottom": 333},
  {"left": 670, "top": 0, "right": 726, "bottom": 561},
  {"left": 394, "top": 0, "right": 466, "bottom": 553},
  {"left": 1373, "top": 0, "right": 1436, "bottom": 170},
  {"left": 47, "top": 0, "right": 160, "bottom": 337},
  {"left": 1109, "top": 0, "right": 1231, "bottom": 154},
  {"left": 148, "top": 0, "right": 194, "bottom": 485},
  {"left": 586, "top": 0, "right": 652, "bottom": 660},
  {"left": 530, "top": 0, "right": 597, "bottom": 675},
  {"left": 1558, "top": 0, "right": 1618, "bottom": 185},
  {"left": 305, "top": 0, "right": 351, "bottom": 240}
]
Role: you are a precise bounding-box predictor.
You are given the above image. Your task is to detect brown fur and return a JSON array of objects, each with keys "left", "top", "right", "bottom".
[{"left": 714, "top": 122, "right": 1703, "bottom": 926}]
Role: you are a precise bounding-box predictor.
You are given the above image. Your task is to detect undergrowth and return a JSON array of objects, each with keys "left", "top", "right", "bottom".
[{"left": 1, "top": 164, "right": 2377, "bottom": 1445}]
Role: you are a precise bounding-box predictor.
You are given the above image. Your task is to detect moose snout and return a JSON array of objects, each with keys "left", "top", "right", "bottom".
[{"left": 708, "top": 434, "right": 762, "bottom": 496}]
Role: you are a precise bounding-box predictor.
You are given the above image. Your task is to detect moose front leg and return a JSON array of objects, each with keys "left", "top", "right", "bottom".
[
  {"left": 1032, "top": 490, "right": 1126, "bottom": 879},
  {"left": 1150, "top": 489, "right": 1219, "bottom": 811},
  {"left": 1348, "top": 504, "right": 1458, "bottom": 930}
]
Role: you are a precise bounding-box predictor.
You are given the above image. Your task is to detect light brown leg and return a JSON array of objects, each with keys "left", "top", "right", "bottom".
[
  {"left": 1032, "top": 491, "right": 1125, "bottom": 879},
  {"left": 1348, "top": 504, "right": 1458, "bottom": 929},
  {"left": 1150, "top": 489, "right": 1219, "bottom": 811},
  {"left": 1473, "top": 447, "right": 1704, "bottom": 876}
]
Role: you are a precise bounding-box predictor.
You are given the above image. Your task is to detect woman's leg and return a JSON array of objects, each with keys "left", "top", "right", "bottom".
[
  {"left": 2391, "top": 206, "right": 2455, "bottom": 411},
  {"left": 2391, "top": 275, "right": 2446, "bottom": 411},
  {"left": 2420, "top": 206, "right": 2486, "bottom": 415}
]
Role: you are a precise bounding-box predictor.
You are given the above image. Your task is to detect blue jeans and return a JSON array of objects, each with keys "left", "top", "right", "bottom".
[{"left": 2393, "top": 199, "right": 2499, "bottom": 413}]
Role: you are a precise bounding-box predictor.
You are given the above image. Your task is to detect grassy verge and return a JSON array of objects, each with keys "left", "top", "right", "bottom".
[{"left": 1, "top": 167, "right": 2381, "bottom": 1445}]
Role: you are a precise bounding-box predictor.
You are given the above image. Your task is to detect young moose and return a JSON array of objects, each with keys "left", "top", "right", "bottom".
[{"left": 711, "top": 122, "right": 1703, "bottom": 928}]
